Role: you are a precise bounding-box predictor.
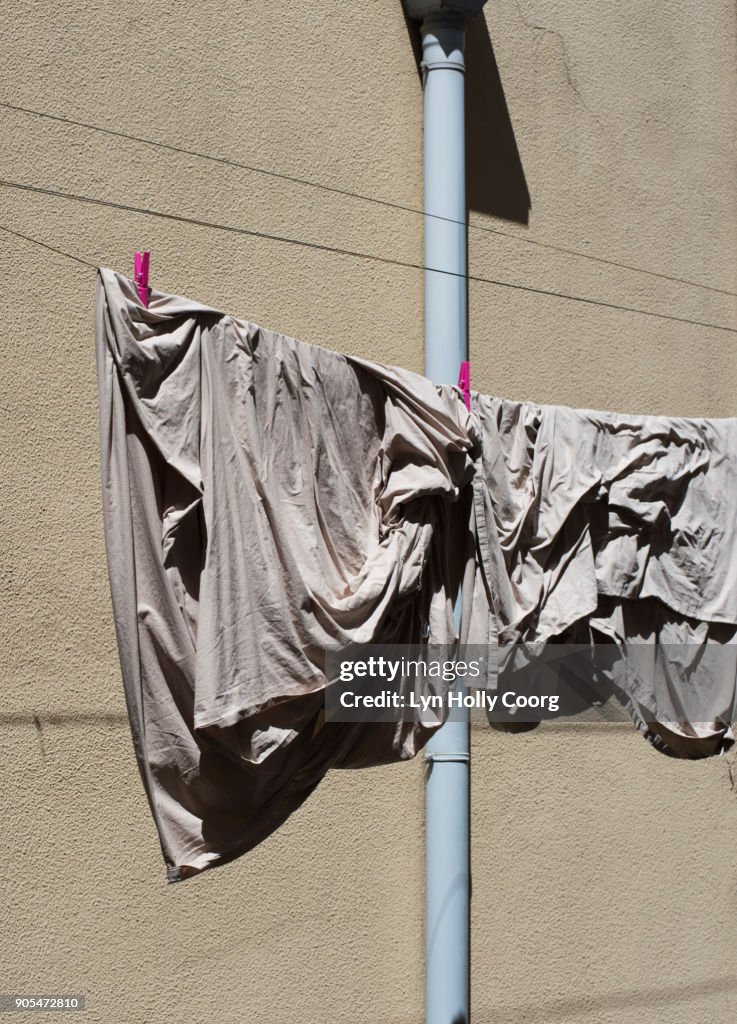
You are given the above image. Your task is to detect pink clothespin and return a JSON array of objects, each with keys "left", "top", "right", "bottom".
[
  {"left": 134, "top": 251, "right": 150, "bottom": 307},
  {"left": 458, "top": 360, "right": 471, "bottom": 411}
]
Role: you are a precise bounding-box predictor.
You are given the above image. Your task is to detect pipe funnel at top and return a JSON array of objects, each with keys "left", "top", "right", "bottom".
[{"left": 402, "top": 0, "right": 487, "bottom": 21}]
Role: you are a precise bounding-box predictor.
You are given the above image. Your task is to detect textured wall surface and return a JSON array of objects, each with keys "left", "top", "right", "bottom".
[{"left": 1, "top": 1, "right": 736, "bottom": 1022}]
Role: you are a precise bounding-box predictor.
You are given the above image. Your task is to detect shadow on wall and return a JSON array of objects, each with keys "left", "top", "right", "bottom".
[
  {"left": 466, "top": 13, "right": 530, "bottom": 224},
  {"left": 483, "top": 973, "right": 737, "bottom": 1024},
  {"left": 403, "top": 10, "right": 530, "bottom": 226}
]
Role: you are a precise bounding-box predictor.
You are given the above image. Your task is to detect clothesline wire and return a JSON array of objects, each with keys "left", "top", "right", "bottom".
[
  {"left": 0, "top": 221, "right": 97, "bottom": 269},
  {"left": 1, "top": 178, "right": 736, "bottom": 335},
  {"left": 1, "top": 98, "right": 735, "bottom": 300}
]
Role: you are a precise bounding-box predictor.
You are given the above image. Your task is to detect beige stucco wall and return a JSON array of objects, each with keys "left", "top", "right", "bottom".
[{"left": 1, "top": 1, "right": 736, "bottom": 1022}]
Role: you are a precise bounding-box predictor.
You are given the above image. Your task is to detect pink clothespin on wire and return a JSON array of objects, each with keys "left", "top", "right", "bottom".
[
  {"left": 134, "top": 251, "right": 150, "bottom": 307},
  {"left": 458, "top": 360, "right": 471, "bottom": 411}
]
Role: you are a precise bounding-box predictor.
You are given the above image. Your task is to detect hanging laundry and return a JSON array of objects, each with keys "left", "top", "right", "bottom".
[
  {"left": 96, "top": 269, "right": 737, "bottom": 881},
  {"left": 95, "top": 268, "right": 476, "bottom": 881},
  {"left": 466, "top": 394, "right": 737, "bottom": 756}
]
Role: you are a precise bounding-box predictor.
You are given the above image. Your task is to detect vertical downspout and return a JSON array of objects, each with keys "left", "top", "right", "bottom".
[
  {"left": 414, "top": 7, "right": 482, "bottom": 1023},
  {"left": 422, "top": 13, "right": 467, "bottom": 386},
  {"left": 403, "top": 5, "right": 487, "bottom": 1018}
]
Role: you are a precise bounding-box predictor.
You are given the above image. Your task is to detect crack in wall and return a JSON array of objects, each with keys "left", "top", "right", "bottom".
[{"left": 513, "top": 0, "right": 605, "bottom": 129}]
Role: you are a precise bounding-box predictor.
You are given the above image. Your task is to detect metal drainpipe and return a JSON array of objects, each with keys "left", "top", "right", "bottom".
[
  {"left": 421, "top": 17, "right": 470, "bottom": 1024},
  {"left": 402, "top": 3, "right": 487, "bottom": 1021}
]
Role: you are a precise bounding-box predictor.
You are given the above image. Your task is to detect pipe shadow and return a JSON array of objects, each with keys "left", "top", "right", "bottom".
[
  {"left": 465, "top": 12, "right": 530, "bottom": 225},
  {"left": 402, "top": 9, "right": 530, "bottom": 225}
]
